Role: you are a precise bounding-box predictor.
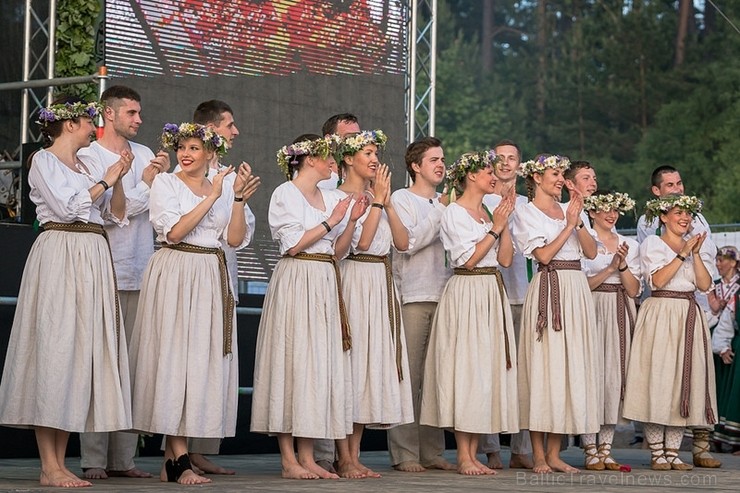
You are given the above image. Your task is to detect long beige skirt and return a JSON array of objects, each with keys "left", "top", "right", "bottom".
[
  {"left": 0, "top": 230, "right": 131, "bottom": 432},
  {"left": 420, "top": 273, "right": 519, "bottom": 434},
  {"left": 250, "top": 257, "right": 352, "bottom": 439},
  {"left": 622, "top": 296, "right": 717, "bottom": 426},
  {"left": 518, "top": 270, "right": 601, "bottom": 434},
  {"left": 592, "top": 290, "right": 635, "bottom": 425},
  {"left": 340, "top": 260, "right": 414, "bottom": 428},
  {"left": 129, "top": 247, "right": 238, "bottom": 438}
]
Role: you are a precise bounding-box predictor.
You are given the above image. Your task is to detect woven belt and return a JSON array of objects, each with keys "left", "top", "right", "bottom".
[
  {"left": 593, "top": 283, "right": 635, "bottom": 399},
  {"left": 292, "top": 252, "right": 351, "bottom": 351},
  {"left": 454, "top": 266, "right": 512, "bottom": 370},
  {"left": 651, "top": 290, "right": 715, "bottom": 424},
  {"left": 535, "top": 260, "right": 581, "bottom": 341},
  {"left": 42, "top": 221, "right": 121, "bottom": 352},
  {"left": 348, "top": 254, "right": 403, "bottom": 380},
  {"left": 162, "top": 242, "right": 234, "bottom": 356}
]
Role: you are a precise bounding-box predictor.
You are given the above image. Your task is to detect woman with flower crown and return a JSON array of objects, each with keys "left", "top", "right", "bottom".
[
  {"left": 251, "top": 134, "right": 367, "bottom": 480},
  {"left": 419, "top": 150, "right": 519, "bottom": 476},
  {"left": 623, "top": 194, "right": 717, "bottom": 471},
  {"left": 333, "top": 130, "right": 414, "bottom": 479},
  {"left": 0, "top": 97, "right": 133, "bottom": 488},
  {"left": 579, "top": 191, "right": 642, "bottom": 471},
  {"left": 511, "top": 154, "right": 599, "bottom": 474},
  {"left": 127, "top": 122, "right": 253, "bottom": 485}
]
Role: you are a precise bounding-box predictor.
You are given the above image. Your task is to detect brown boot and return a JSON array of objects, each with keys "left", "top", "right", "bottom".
[{"left": 692, "top": 429, "right": 722, "bottom": 468}]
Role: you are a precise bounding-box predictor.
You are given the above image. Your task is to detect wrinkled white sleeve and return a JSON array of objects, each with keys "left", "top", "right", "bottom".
[
  {"left": 268, "top": 185, "right": 304, "bottom": 254},
  {"left": 30, "top": 153, "right": 94, "bottom": 222},
  {"left": 640, "top": 236, "right": 670, "bottom": 290},
  {"left": 625, "top": 237, "right": 643, "bottom": 296},
  {"left": 636, "top": 215, "right": 655, "bottom": 243},
  {"left": 712, "top": 308, "right": 736, "bottom": 355},
  {"left": 149, "top": 174, "right": 185, "bottom": 243},
  {"left": 511, "top": 206, "right": 547, "bottom": 258},
  {"left": 391, "top": 190, "right": 445, "bottom": 254},
  {"left": 440, "top": 206, "right": 479, "bottom": 266}
]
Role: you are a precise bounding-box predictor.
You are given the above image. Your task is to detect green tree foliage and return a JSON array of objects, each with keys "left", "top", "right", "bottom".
[
  {"left": 54, "top": 0, "right": 101, "bottom": 100},
  {"left": 435, "top": 0, "right": 740, "bottom": 224}
]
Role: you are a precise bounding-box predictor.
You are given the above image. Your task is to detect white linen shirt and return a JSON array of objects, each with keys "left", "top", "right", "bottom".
[{"left": 441, "top": 202, "right": 499, "bottom": 268}]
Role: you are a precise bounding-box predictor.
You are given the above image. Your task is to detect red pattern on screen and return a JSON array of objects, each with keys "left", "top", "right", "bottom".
[{"left": 137, "top": 0, "right": 397, "bottom": 76}]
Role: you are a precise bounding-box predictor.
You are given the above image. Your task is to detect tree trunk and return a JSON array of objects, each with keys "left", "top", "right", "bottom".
[
  {"left": 482, "top": 0, "right": 494, "bottom": 74},
  {"left": 536, "top": 0, "right": 547, "bottom": 125},
  {"left": 674, "top": 0, "right": 691, "bottom": 67}
]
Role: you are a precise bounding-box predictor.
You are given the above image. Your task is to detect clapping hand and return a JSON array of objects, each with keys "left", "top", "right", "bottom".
[
  {"left": 210, "top": 165, "right": 234, "bottom": 198},
  {"left": 233, "top": 162, "right": 261, "bottom": 202}
]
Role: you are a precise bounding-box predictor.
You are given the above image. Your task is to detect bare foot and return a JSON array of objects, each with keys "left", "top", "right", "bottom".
[
  {"left": 425, "top": 458, "right": 457, "bottom": 471},
  {"left": 474, "top": 459, "right": 497, "bottom": 475},
  {"left": 486, "top": 452, "right": 503, "bottom": 469},
  {"left": 82, "top": 468, "right": 107, "bottom": 480},
  {"left": 336, "top": 461, "right": 367, "bottom": 479},
  {"left": 393, "top": 460, "right": 426, "bottom": 472},
  {"left": 509, "top": 453, "right": 534, "bottom": 469},
  {"left": 457, "top": 460, "right": 485, "bottom": 476},
  {"left": 547, "top": 456, "right": 580, "bottom": 473},
  {"left": 315, "top": 459, "right": 337, "bottom": 474},
  {"left": 106, "top": 467, "right": 153, "bottom": 478},
  {"left": 359, "top": 465, "right": 382, "bottom": 478},
  {"left": 41, "top": 469, "right": 92, "bottom": 488},
  {"left": 282, "top": 463, "right": 320, "bottom": 480},
  {"left": 299, "top": 459, "right": 339, "bottom": 479},
  {"left": 190, "top": 453, "right": 235, "bottom": 475},
  {"left": 532, "top": 457, "right": 552, "bottom": 474},
  {"left": 177, "top": 469, "right": 212, "bottom": 485}
]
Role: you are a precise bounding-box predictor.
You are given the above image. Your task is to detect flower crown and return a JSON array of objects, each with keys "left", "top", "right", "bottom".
[
  {"left": 644, "top": 194, "right": 703, "bottom": 223},
  {"left": 445, "top": 149, "right": 500, "bottom": 197},
  {"left": 583, "top": 192, "right": 636, "bottom": 215},
  {"left": 276, "top": 135, "right": 337, "bottom": 180},
  {"left": 160, "top": 123, "right": 228, "bottom": 157},
  {"left": 337, "top": 130, "right": 387, "bottom": 159},
  {"left": 37, "top": 101, "right": 102, "bottom": 126},
  {"left": 517, "top": 154, "right": 571, "bottom": 178}
]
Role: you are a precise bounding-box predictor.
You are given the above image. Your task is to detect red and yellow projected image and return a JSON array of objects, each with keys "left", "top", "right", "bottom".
[{"left": 106, "top": 0, "right": 406, "bottom": 76}]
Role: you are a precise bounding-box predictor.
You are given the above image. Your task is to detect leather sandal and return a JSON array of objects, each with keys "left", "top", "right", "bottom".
[
  {"left": 584, "top": 443, "right": 605, "bottom": 471},
  {"left": 598, "top": 443, "right": 621, "bottom": 471},
  {"left": 648, "top": 440, "right": 670, "bottom": 471},
  {"left": 665, "top": 448, "right": 693, "bottom": 471},
  {"left": 692, "top": 430, "right": 722, "bottom": 468}
]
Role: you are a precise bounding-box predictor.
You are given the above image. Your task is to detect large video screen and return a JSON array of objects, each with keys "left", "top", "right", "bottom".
[
  {"left": 104, "top": 1, "right": 409, "bottom": 282},
  {"left": 105, "top": 0, "right": 406, "bottom": 77}
]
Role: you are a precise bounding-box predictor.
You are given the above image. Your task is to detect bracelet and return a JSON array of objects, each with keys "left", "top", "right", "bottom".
[
  {"left": 618, "top": 265, "right": 628, "bottom": 272},
  {"left": 321, "top": 221, "right": 332, "bottom": 233},
  {"left": 97, "top": 180, "right": 110, "bottom": 191},
  {"left": 487, "top": 230, "right": 500, "bottom": 240},
  {"left": 371, "top": 203, "right": 384, "bottom": 210},
  {"left": 676, "top": 253, "right": 686, "bottom": 262},
  {"left": 576, "top": 222, "right": 585, "bottom": 230},
  {"left": 234, "top": 196, "right": 244, "bottom": 202}
]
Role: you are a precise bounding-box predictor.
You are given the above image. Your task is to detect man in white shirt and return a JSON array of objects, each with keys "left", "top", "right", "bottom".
[
  {"left": 386, "top": 137, "right": 455, "bottom": 472},
  {"left": 479, "top": 140, "right": 534, "bottom": 469},
  {"left": 78, "top": 85, "right": 168, "bottom": 480},
  {"left": 184, "top": 100, "right": 259, "bottom": 475},
  {"left": 564, "top": 160, "right": 598, "bottom": 232}
]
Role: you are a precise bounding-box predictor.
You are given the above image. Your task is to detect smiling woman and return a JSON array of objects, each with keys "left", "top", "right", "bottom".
[{"left": 0, "top": 96, "right": 133, "bottom": 488}]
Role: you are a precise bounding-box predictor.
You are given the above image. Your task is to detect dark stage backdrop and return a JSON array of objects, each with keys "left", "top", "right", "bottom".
[{"left": 104, "top": 0, "right": 409, "bottom": 248}]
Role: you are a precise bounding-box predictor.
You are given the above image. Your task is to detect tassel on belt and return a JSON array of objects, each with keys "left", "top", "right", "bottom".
[
  {"left": 454, "top": 266, "right": 512, "bottom": 370},
  {"left": 42, "top": 221, "right": 121, "bottom": 353},
  {"left": 347, "top": 254, "right": 403, "bottom": 380},
  {"left": 162, "top": 242, "right": 234, "bottom": 356},
  {"left": 292, "top": 253, "right": 351, "bottom": 351},
  {"left": 651, "top": 290, "right": 715, "bottom": 424},
  {"left": 535, "top": 260, "right": 581, "bottom": 341},
  {"left": 593, "top": 283, "right": 635, "bottom": 400}
]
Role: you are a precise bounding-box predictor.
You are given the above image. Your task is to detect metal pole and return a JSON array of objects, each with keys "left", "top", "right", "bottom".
[
  {"left": 47, "top": 0, "right": 58, "bottom": 103},
  {"left": 408, "top": 1, "right": 418, "bottom": 145},
  {"left": 429, "top": 0, "right": 437, "bottom": 136},
  {"left": 0, "top": 74, "right": 103, "bottom": 91},
  {"left": 20, "top": 0, "right": 33, "bottom": 145}
]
